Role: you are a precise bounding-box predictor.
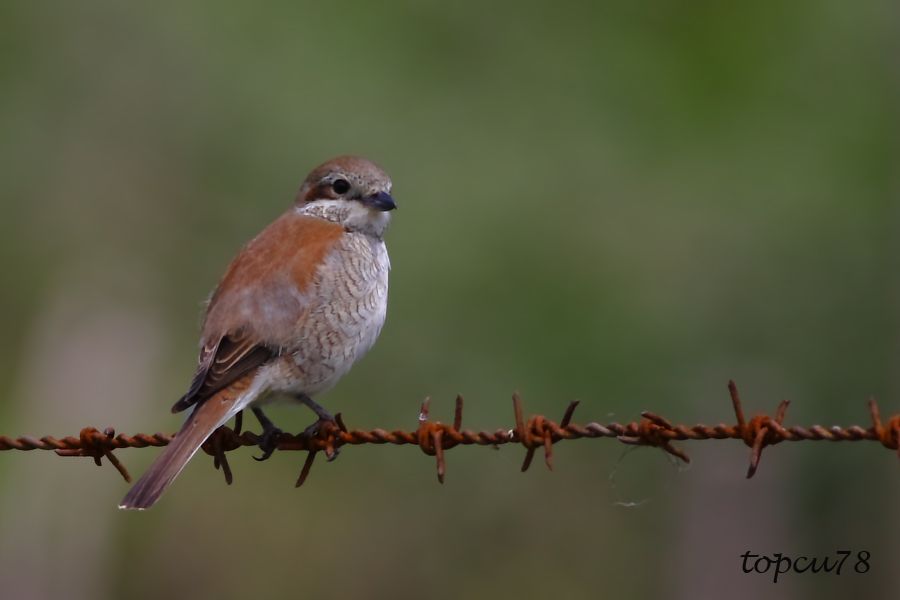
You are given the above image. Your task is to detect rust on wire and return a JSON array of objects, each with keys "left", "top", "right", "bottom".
[
  {"left": 54, "top": 427, "right": 133, "bottom": 483},
  {"left": 1, "top": 381, "right": 898, "bottom": 487}
]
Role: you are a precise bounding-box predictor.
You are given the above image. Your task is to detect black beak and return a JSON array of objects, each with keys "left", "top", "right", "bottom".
[{"left": 362, "top": 191, "right": 397, "bottom": 211}]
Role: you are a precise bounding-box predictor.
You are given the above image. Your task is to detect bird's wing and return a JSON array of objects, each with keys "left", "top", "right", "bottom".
[
  {"left": 171, "top": 211, "right": 346, "bottom": 413},
  {"left": 171, "top": 331, "right": 273, "bottom": 413}
]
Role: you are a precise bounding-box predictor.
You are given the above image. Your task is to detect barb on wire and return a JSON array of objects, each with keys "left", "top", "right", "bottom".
[{"left": 1, "top": 381, "right": 898, "bottom": 487}]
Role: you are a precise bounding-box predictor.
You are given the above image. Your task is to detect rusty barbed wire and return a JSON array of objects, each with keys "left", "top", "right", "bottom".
[{"left": 1, "top": 381, "right": 898, "bottom": 487}]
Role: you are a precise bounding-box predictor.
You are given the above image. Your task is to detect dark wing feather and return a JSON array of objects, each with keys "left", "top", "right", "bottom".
[{"left": 171, "top": 330, "right": 273, "bottom": 413}]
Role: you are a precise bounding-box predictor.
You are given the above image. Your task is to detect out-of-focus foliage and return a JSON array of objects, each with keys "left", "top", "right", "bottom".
[{"left": 0, "top": 1, "right": 897, "bottom": 599}]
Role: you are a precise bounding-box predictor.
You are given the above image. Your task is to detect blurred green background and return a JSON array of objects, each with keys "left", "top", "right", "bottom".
[{"left": 0, "top": 1, "right": 898, "bottom": 598}]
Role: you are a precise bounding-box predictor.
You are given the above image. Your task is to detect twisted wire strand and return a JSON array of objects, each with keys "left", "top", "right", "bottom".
[{"left": 1, "top": 381, "right": 897, "bottom": 486}]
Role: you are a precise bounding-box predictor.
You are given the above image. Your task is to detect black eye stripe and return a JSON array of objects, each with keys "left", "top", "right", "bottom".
[{"left": 332, "top": 179, "right": 351, "bottom": 194}]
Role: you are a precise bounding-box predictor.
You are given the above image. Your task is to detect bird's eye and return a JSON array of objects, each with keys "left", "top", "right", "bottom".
[{"left": 332, "top": 179, "right": 351, "bottom": 194}]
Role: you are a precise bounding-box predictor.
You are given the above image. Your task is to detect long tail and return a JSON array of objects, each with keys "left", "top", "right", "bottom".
[{"left": 119, "top": 375, "right": 255, "bottom": 510}]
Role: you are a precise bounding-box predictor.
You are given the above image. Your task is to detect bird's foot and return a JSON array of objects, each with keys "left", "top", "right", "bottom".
[
  {"left": 301, "top": 415, "right": 342, "bottom": 461},
  {"left": 253, "top": 424, "right": 283, "bottom": 462},
  {"left": 301, "top": 415, "right": 333, "bottom": 437},
  {"left": 252, "top": 407, "right": 283, "bottom": 462}
]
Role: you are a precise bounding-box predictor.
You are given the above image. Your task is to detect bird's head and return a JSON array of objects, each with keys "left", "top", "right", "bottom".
[{"left": 296, "top": 156, "right": 395, "bottom": 237}]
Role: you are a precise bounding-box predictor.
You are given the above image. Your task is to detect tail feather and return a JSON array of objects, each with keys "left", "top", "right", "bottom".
[{"left": 119, "top": 377, "right": 254, "bottom": 510}]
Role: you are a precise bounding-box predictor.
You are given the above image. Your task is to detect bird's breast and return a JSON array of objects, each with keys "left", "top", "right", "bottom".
[{"left": 283, "top": 232, "right": 390, "bottom": 395}]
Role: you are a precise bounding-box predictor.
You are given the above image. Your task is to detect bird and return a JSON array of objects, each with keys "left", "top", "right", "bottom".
[{"left": 119, "top": 155, "right": 396, "bottom": 510}]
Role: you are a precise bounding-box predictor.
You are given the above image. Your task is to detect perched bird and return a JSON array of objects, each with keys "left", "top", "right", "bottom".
[{"left": 119, "top": 156, "right": 396, "bottom": 510}]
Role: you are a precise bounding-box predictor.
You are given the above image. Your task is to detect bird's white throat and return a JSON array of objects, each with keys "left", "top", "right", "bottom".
[{"left": 298, "top": 199, "right": 391, "bottom": 238}]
